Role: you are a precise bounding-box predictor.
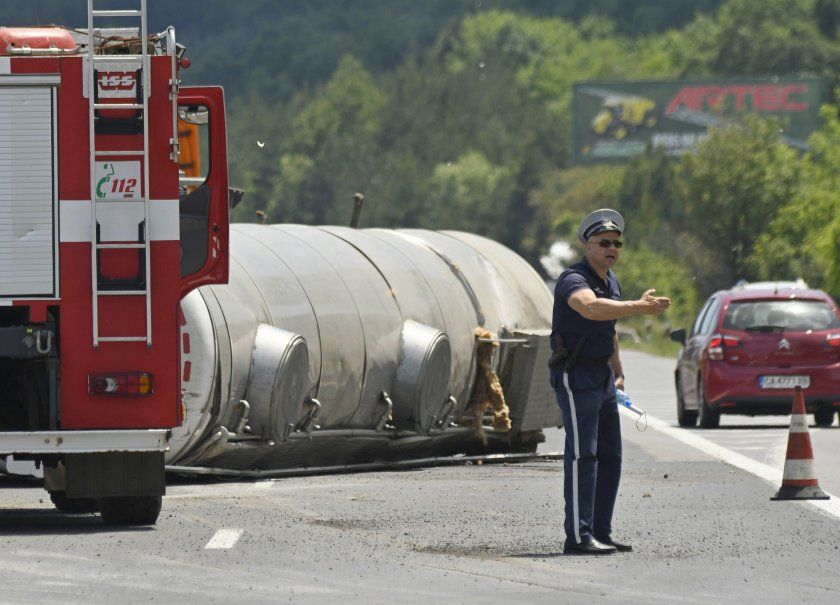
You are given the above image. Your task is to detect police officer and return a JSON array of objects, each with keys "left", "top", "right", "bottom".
[{"left": 550, "top": 209, "right": 670, "bottom": 555}]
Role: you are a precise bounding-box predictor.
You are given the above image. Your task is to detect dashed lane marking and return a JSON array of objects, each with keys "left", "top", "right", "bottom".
[
  {"left": 620, "top": 408, "right": 840, "bottom": 521},
  {"left": 204, "top": 529, "right": 243, "bottom": 549}
]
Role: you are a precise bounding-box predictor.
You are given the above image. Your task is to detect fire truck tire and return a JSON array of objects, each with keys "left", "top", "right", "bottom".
[
  {"left": 49, "top": 491, "right": 99, "bottom": 514},
  {"left": 99, "top": 495, "right": 162, "bottom": 526}
]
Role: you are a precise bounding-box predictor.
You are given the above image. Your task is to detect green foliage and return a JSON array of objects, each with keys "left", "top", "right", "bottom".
[
  {"left": 8, "top": 0, "right": 840, "bottom": 318},
  {"left": 669, "top": 0, "right": 840, "bottom": 76},
  {"left": 427, "top": 152, "right": 515, "bottom": 241},
  {"left": 615, "top": 246, "right": 699, "bottom": 328},
  {"left": 677, "top": 116, "right": 802, "bottom": 294},
  {"left": 749, "top": 104, "right": 840, "bottom": 296}
]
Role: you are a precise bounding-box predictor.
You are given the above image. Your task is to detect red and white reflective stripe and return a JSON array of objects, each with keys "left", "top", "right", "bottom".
[{"left": 59, "top": 199, "right": 179, "bottom": 242}]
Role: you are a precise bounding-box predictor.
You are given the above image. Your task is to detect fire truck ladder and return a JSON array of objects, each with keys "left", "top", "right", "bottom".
[{"left": 87, "top": 0, "right": 152, "bottom": 348}]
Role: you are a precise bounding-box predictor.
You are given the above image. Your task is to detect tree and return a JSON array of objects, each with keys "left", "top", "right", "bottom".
[
  {"left": 671, "top": 0, "right": 840, "bottom": 76},
  {"left": 677, "top": 116, "right": 802, "bottom": 296},
  {"left": 750, "top": 104, "right": 840, "bottom": 295},
  {"left": 427, "top": 152, "right": 515, "bottom": 241}
]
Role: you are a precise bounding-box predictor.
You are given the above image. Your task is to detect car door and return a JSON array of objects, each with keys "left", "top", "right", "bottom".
[
  {"left": 692, "top": 297, "right": 723, "bottom": 405},
  {"left": 681, "top": 297, "right": 718, "bottom": 406}
]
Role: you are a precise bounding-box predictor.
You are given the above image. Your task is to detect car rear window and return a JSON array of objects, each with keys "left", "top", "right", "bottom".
[{"left": 722, "top": 300, "right": 840, "bottom": 332}]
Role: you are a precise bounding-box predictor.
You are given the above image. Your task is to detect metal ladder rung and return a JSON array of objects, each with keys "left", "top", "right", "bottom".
[
  {"left": 94, "top": 103, "right": 144, "bottom": 110},
  {"left": 94, "top": 150, "right": 144, "bottom": 156},
  {"left": 92, "top": 54, "right": 143, "bottom": 62},
  {"left": 91, "top": 10, "right": 142, "bottom": 17},
  {"left": 96, "top": 243, "right": 146, "bottom": 249},
  {"left": 97, "top": 336, "right": 148, "bottom": 343},
  {"left": 96, "top": 290, "right": 148, "bottom": 296}
]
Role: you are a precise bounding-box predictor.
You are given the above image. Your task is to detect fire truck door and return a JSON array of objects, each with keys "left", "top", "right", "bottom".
[{"left": 177, "top": 87, "right": 229, "bottom": 297}]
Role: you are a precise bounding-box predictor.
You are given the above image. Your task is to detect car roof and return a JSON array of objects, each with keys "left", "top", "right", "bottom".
[
  {"left": 722, "top": 286, "right": 832, "bottom": 303},
  {"left": 729, "top": 288, "right": 828, "bottom": 301}
]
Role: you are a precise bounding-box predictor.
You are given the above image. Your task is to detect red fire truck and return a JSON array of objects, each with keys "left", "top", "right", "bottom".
[{"left": 0, "top": 3, "right": 229, "bottom": 524}]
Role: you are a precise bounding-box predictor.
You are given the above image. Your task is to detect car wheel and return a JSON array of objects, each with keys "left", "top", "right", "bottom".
[
  {"left": 697, "top": 378, "right": 720, "bottom": 429},
  {"left": 99, "top": 495, "right": 162, "bottom": 526},
  {"left": 676, "top": 374, "right": 697, "bottom": 427},
  {"left": 814, "top": 407, "right": 835, "bottom": 428}
]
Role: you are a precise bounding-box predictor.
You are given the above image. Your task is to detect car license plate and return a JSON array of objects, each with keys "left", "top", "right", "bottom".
[{"left": 759, "top": 375, "right": 810, "bottom": 389}]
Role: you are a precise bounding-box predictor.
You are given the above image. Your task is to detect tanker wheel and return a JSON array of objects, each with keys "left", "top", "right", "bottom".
[
  {"left": 49, "top": 491, "right": 99, "bottom": 514},
  {"left": 99, "top": 495, "right": 162, "bottom": 526}
]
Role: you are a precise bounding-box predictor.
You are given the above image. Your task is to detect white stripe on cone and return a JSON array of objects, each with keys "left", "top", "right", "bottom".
[
  {"left": 783, "top": 458, "right": 818, "bottom": 480},
  {"left": 788, "top": 414, "right": 809, "bottom": 433}
]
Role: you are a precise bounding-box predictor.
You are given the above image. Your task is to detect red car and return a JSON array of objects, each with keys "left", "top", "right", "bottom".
[{"left": 670, "top": 282, "right": 840, "bottom": 428}]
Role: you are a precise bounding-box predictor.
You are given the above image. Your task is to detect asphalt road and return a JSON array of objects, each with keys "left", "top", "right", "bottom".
[{"left": 0, "top": 350, "right": 839, "bottom": 604}]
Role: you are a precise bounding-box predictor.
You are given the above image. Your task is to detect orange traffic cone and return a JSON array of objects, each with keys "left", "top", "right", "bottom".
[{"left": 772, "top": 386, "right": 829, "bottom": 501}]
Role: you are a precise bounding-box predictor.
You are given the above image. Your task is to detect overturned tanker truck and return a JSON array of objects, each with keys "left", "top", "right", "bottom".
[{"left": 170, "top": 225, "right": 560, "bottom": 474}]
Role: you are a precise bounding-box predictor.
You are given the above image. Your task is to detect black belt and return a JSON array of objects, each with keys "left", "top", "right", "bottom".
[{"left": 573, "top": 356, "right": 612, "bottom": 368}]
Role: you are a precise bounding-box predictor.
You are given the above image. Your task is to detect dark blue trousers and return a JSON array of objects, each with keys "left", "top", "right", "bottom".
[{"left": 551, "top": 364, "right": 622, "bottom": 545}]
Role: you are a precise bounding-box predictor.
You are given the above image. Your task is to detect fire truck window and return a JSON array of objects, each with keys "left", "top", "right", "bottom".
[
  {"left": 178, "top": 105, "right": 208, "bottom": 187},
  {"left": 179, "top": 105, "right": 210, "bottom": 277}
]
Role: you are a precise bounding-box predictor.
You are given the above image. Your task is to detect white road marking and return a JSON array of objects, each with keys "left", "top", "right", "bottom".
[
  {"left": 204, "top": 529, "right": 243, "bottom": 549},
  {"left": 254, "top": 480, "right": 275, "bottom": 489},
  {"left": 620, "top": 408, "right": 840, "bottom": 521}
]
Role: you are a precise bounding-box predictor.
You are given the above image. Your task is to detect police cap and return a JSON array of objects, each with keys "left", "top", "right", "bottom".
[{"left": 577, "top": 209, "right": 625, "bottom": 243}]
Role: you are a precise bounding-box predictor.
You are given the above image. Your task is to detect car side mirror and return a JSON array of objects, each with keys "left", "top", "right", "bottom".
[{"left": 669, "top": 328, "right": 686, "bottom": 345}]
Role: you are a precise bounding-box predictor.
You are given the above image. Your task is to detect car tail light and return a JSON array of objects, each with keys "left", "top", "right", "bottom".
[
  {"left": 88, "top": 372, "right": 153, "bottom": 396},
  {"left": 826, "top": 333, "right": 840, "bottom": 348},
  {"left": 707, "top": 334, "right": 741, "bottom": 361}
]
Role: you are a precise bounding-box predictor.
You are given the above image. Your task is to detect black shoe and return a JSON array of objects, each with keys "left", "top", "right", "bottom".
[
  {"left": 597, "top": 538, "right": 632, "bottom": 552},
  {"left": 563, "top": 538, "right": 617, "bottom": 555}
]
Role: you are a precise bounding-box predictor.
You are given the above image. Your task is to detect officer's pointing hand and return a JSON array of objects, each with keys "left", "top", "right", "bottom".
[{"left": 639, "top": 289, "right": 671, "bottom": 315}]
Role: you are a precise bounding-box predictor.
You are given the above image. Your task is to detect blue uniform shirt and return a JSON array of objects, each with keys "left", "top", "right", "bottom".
[{"left": 551, "top": 257, "right": 622, "bottom": 359}]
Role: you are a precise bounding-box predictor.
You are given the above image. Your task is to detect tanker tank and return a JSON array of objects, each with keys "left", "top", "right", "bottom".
[{"left": 168, "top": 224, "right": 559, "bottom": 473}]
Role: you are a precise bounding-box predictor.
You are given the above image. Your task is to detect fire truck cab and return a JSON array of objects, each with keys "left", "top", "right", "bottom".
[{"left": 0, "top": 7, "right": 229, "bottom": 524}]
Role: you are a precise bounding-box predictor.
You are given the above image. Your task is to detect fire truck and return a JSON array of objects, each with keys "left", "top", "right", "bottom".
[{"left": 0, "top": 3, "right": 229, "bottom": 524}]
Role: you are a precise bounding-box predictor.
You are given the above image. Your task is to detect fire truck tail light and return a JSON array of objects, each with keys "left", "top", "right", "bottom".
[{"left": 88, "top": 372, "right": 153, "bottom": 396}]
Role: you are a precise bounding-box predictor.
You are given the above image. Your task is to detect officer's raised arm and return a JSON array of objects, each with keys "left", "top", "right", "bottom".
[{"left": 568, "top": 286, "right": 670, "bottom": 321}]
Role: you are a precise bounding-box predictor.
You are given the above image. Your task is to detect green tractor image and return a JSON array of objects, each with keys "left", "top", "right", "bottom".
[{"left": 591, "top": 95, "right": 658, "bottom": 140}]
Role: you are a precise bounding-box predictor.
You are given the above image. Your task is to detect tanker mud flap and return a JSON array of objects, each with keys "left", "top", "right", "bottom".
[{"left": 65, "top": 451, "right": 165, "bottom": 499}]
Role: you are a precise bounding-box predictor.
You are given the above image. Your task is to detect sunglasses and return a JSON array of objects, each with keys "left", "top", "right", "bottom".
[{"left": 592, "top": 239, "right": 623, "bottom": 249}]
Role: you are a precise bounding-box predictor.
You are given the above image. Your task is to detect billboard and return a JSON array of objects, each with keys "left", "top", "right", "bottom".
[{"left": 572, "top": 77, "right": 827, "bottom": 163}]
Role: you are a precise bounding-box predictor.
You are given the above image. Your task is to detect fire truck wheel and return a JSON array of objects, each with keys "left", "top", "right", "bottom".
[
  {"left": 99, "top": 495, "right": 162, "bottom": 526},
  {"left": 49, "top": 491, "right": 99, "bottom": 514}
]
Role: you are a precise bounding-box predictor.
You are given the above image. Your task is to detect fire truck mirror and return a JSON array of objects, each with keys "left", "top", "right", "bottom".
[{"left": 178, "top": 106, "right": 208, "bottom": 125}]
